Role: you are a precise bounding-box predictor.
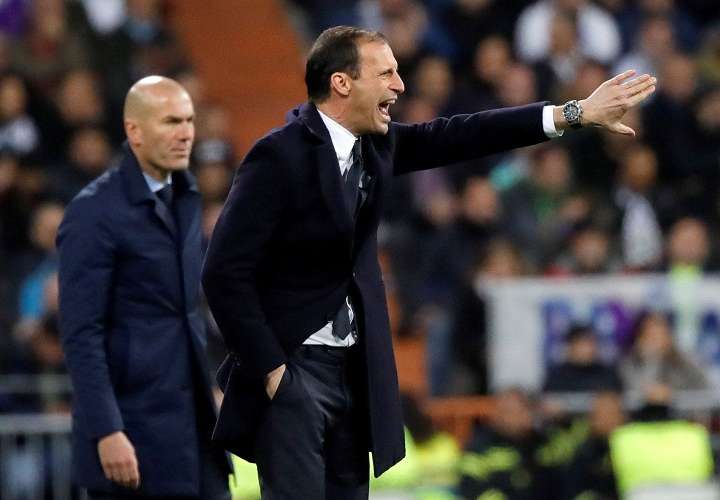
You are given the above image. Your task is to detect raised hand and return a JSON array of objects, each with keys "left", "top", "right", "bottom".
[{"left": 580, "top": 69, "right": 657, "bottom": 136}]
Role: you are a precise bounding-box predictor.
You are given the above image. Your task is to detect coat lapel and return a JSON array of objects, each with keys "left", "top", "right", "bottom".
[
  {"left": 172, "top": 170, "right": 203, "bottom": 311},
  {"left": 299, "top": 103, "right": 355, "bottom": 242},
  {"left": 153, "top": 197, "right": 178, "bottom": 238},
  {"left": 119, "top": 143, "right": 178, "bottom": 238}
]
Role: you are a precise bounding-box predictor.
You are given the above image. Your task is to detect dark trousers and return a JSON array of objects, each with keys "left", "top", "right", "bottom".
[{"left": 255, "top": 344, "right": 370, "bottom": 500}]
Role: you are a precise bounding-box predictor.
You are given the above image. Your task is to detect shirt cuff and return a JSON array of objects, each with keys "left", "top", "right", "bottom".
[{"left": 543, "top": 105, "right": 564, "bottom": 138}]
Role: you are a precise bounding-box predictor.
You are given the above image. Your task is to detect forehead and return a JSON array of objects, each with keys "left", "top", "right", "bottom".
[
  {"left": 358, "top": 40, "right": 397, "bottom": 72},
  {"left": 148, "top": 91, "right": 194, "bottom": 118}
]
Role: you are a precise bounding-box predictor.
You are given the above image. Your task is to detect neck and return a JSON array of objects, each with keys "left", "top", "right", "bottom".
[
  {"left": 316, "top": 100, "right": 358, "bottom": 136},
  {"left": 131, "top": 146, "right": 171, "bottom": 182}
]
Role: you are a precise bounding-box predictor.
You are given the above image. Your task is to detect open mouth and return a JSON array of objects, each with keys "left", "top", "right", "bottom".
[{"left": 378, "top": 98, "right": 395, "bottom": 121}]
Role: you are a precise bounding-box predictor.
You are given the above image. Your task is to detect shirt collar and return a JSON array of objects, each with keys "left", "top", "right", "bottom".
[
  {"left": 317, "top": 109, "right": 358, "bottom": 164},
  {"left": 142, "top": 171, "right": 172, "bottom": 193}
]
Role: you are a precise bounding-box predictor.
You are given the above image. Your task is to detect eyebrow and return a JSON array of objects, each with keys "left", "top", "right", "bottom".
[{"left": 162, "top": 114, "right": 194, "bottom": 122}]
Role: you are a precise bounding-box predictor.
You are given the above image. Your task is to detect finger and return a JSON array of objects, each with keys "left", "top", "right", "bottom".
[
  {"left": 117, "top": 462, "right": 133, "bottom": 487},
  {"left": 610, "top": 122, "right": 636, "bottom": 136},
  {"left": 101, "top": 462, "right": 113, "bottom": 481},
  {"left": 106, "top": 463, "right": 121, "bottom": 484},
  {"left": 625, "top": 79, "right": 656, "bottom": 99},
  {"left": 610, "top": 69, "right": 636, "bottom": 85},
  {"left": 130, "top": 461, "right": 141, "bottom": 489},
  {"left": 622, "top": 74, "right": 653, "bottom": 90},
  {"left": 626, "top": 85, "right": 656, "bottom": 106}
]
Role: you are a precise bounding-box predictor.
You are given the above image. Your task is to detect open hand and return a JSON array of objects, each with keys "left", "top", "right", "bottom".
[{"left": 581, "top": 70, "right": 657, "bottom": 136}]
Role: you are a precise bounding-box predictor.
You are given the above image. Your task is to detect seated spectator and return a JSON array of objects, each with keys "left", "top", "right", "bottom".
[
  {"left": 614, "top": 14, "right": 677, "bottom": 80},
  {"left": 0, "top": 73, "right": 40, "bottom": 156},
  {"left": 548, "top": 221, "right": 618, "bottom": 275},
  {"left": 449, "top": 238, "right": 528, "bottom": 395},
  {"left": 533, "top": 12, "right": 584, "bottom": 100},
  {"left": 9, "top": 0, "right": 90, "bottom": 98},
  {"left": 620, "top": 311, "right": 708, "bottom": 404},
  {"left": 566, "top": 391, "right": 625, "bottom": 499},
  {"left": 615, "top": 0, "right": 699, "bottom": 53},
  {"left": 544, "top": 324, "right": 622, "bottom": 393},
  {"left": 14, "top": 202, "right": 63, "bottom": 327},
  {"left": 515, "top": 0, "right": 621, "bottom": 65},
  {"left": 614, "top": 144, "right": 666, "bottom": 271},
  {"left": 48, "top": 126, "right": 112, "bottom": 203},
  {"left": 445, "top": 35, "right": 513, "bottom": 115},
  {"left": 458, "top": 388, "right": 550, "bottom": 500},
  {"left": 503, "top": 143, "right": 587, "bottom": 268}
]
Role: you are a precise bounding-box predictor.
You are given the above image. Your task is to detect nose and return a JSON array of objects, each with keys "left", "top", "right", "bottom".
[
  {"left": 391, "top": 72, "right": 405, "bottom": 95},
  {"left": 178, "top": 121, "right": 194, "bottom": 142}
]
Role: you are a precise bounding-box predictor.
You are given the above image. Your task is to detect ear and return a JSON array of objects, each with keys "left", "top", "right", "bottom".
[
  {"left": 124, "top": 120, "right": 142, "bottom": 147},
  {"left": 329, "top": 72, "right": 352, "bottom": 98}
]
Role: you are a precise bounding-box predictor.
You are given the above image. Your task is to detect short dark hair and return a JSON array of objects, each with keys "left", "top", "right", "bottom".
[{"left": 305, "top": 26, "right": 387, "bottom": 103}]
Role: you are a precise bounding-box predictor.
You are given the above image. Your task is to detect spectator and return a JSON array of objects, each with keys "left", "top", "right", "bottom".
[
  {"left": 503, "top": 143, "right": 586, "bottom": 268},
  {"left": 9, "top": 0, "right": 90, "bottom": 97},
  {"left": 620, "top": 311, "right": 708, "bottom": 404},
  {"left": 543, "top": 324, "right": 622, "bottom": 393},
  {"left": 0, "top": 73, "right": 40, "bottom": 156},
  {"left": 642, "top": 53, "right": 698, "bottom": 182},
  {"left": 449, "top": 238, "right": 527, "bottom": 395},
  {"left": 565, "top": 391, "right": 625, "bottom": 499},
  {"left": 14, "top": 202, "right": 63, "bottom": 327},
  {"left": 614, "top": 144, "right": 666, "bottom": 271},
  {"left": 49, "top": 127, "right": 113, "bottom": 203},
  {"left": 614, "top": 14, "right": 677, "bottom": 81},
  {"left": 515, "top": 0, "right": 621, "bottom": 65},
  {"left": 446, "top": 35, "right": 512, "bottom": 114},
  {"left": 458, "top": 388, "right": 550, "bottom": 500},
  {"left": 549, "top": 220, "right": 617, "bottom": 275},
  {"left": 615, "top": 0, "right": 699, "bottom": 53}
]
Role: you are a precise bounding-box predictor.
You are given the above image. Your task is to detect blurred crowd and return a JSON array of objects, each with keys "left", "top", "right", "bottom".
[{"left": 0, "top": 0, "right": 719, "bottom": 498}]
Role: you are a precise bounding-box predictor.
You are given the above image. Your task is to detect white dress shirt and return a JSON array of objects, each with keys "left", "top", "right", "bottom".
[
  {"left": 303, "top": 110, "right": 359, "bottom": 347},
  {"left": 304, "top": 106, "right": 561, "bottom": 347}
]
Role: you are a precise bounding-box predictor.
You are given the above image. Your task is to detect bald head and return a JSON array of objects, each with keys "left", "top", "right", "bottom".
[
  {"left": 123, "top": 75, "right": 195, "bottom": 181},
  {"left": 124, "top": 76, "right": 189, "bottom": 122}
]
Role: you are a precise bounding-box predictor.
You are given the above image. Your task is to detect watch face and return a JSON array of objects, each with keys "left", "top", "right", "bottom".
[{"left": 564, "top": 102, "right": 580, "bottom": 123}]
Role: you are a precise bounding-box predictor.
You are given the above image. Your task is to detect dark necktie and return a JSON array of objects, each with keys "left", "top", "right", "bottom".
[
  {"left": 156, "top": 184, "right": 174, "bottom": 208},
  {"left": 332, "top": 139, "right": 364, "bottom": 341},
  {"left": 332, "top": 299, "right": 353, "bottom": 341},
  {"left": 343, "top": 138, "right": 363, "bottom": 218}
]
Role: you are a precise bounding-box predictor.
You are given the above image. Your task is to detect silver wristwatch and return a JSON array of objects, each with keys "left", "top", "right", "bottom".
[{"left": 562, "top": 100, "right": 583, "bottom": 129}]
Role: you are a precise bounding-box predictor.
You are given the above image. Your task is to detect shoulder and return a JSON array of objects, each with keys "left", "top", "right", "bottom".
[
  {"left": 243, "top": 120, "right": 309, "bottom": 164},
  {"left": 63, "top": 167, "right": 122, "bottom": 224}
]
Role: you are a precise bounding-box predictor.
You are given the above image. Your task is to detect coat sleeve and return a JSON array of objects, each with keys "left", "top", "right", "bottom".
[
  {"left": 202, "top": 138, "right": 291, "bottom": 380},
  {"left": 57, "top": 197, "right": 123, "bottom": 440},
  {"left": 391, "top": 102, "right": 549, "bottom": 175}
]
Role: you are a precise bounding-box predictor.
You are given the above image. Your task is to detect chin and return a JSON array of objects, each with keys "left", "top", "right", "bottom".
[{"left": 372, "top": 122, "right": 390, "bottom": 135}]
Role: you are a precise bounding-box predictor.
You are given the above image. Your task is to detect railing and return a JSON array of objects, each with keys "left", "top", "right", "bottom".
[{"left": 0, "top": 413, "right": 82, "bottom": 500}]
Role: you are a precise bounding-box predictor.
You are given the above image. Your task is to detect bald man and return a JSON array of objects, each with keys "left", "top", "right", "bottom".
[{"left": 57, "top": 76, "right": 231, "bottom": 498}]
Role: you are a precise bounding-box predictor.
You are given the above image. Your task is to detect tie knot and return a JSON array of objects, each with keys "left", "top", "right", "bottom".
[{"left": 156, "top": 184, "right": 173, "bottom": 207}]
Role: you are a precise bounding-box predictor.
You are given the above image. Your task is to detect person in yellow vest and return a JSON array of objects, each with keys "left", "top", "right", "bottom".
[
  {"left": 457, "top": 389, "right": 551, "bottom": 500},
  {"left": 565, "top": 391, "right": 626, "bottom": 500}
]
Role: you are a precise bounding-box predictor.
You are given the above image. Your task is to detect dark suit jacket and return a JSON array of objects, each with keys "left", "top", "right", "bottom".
[
  {"left": 202, "top": 102, "right": 549, "bottom": 476},
  {"left": 57, "top": 146, "right": 228, "bottom": 496}
]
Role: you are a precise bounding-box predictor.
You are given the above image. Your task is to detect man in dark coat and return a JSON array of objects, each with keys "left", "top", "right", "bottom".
[
  {"left": 202, "top": 26, "right": 656, "bottom": 500},
  {"left": 57, "top": 76, "right": 230, "bottom": 498}
]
